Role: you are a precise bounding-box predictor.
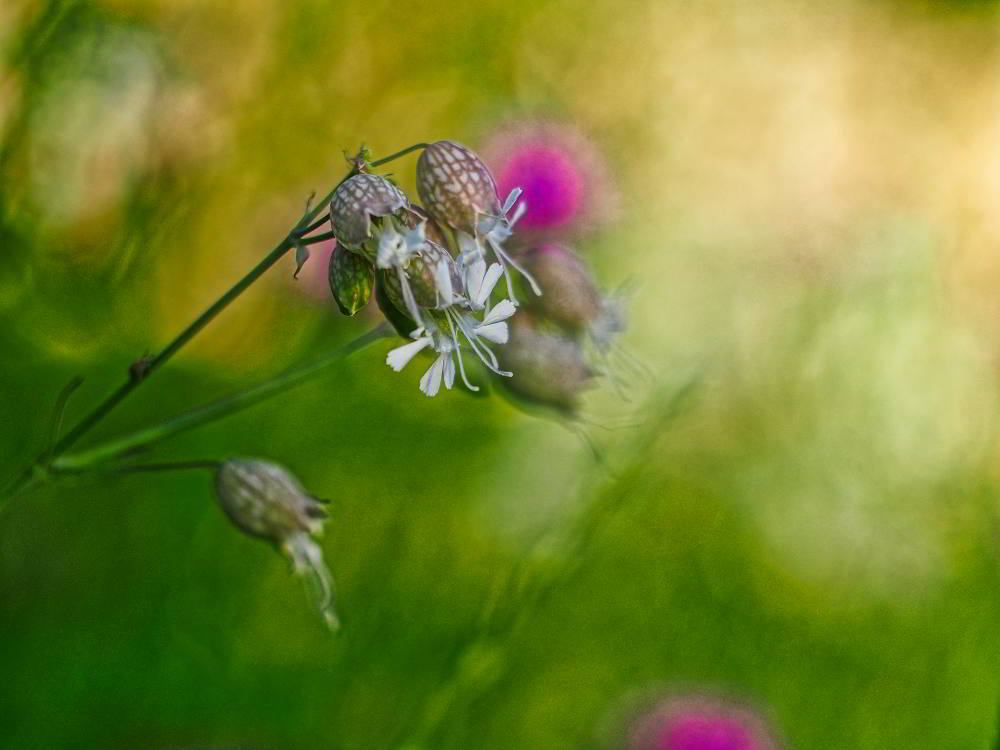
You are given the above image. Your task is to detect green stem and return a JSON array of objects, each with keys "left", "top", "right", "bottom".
[
  {"left": 51, "top": 324, "right": 391, "bottom": 474},
  {"left": 298, "top": 214, "right": 331, "bottom": 236},
  {"left": 300, "top": 230, "right": 336, "bottom": 245},
  {"left": 2, "top": 142, "right": 428, "bottom": 501},
  {"left": 50, "top": 142, "right": 426, "bottom": 459}
]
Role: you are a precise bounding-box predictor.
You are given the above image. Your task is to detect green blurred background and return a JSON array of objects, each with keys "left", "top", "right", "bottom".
[{"left": 2, "top": 0, "right": 1000, "bottom": 747}]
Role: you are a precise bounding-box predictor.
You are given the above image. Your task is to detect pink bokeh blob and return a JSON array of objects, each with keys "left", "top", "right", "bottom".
[
  {"left": 629, "top": 695, "right": 778, "bottom": 750},
  {"left": 495, "top": 144, "right": 585, "bottom": 230}
]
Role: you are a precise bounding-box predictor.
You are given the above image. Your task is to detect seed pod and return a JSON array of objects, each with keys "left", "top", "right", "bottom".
[
  {"left": 417, "top": 141, "right": 502, "bottom": 234},
  {"left": 381, "top": 242, "right": 462, "bottom": 310},
  {"left": 329, "top": 173, "right": 407, "bottom": 249},
  {"left": 496, "top": 313, "right": 594, "bottom": 415},
  {"left": 327, "top": 244, "right": 374, "bottom": 316},
  {"left": 518, "top": 243, "right": 603, "bottom": 334}
]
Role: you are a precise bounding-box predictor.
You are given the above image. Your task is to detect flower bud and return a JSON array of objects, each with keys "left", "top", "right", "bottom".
[
  {"left": 496, "top": 313, "right": 594, "bottom": 415},
  {"left": 417, "top": 140, "right": 502, "bottom": 234},
  {"left": 327, "top": 244, "right": 374, "bottom": 316},
  {"left": 517, "top": 244, "right": 603, "bottom": 333},
  {"left": 215, "top": 459, "right": 339, "bottom": 630},
  {"left": 329, "top": 173, "right": 407, "bottom": 249}
]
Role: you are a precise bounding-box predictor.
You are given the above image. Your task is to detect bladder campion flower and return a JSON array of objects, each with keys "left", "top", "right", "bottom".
[
  {"left": 417, "top": 140, "right": 540, "bottom": 298},
  {"left": 215, "top": 459, "right": 339, "bottom": 630}
]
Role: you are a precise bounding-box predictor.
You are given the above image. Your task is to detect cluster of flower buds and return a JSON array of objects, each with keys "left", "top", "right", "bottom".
[
  {"left": 214, "top": 458, "right": 339, "bottom": 630},
  {"left": 325, "top": 141, "right": 540, "bottom": 397}
]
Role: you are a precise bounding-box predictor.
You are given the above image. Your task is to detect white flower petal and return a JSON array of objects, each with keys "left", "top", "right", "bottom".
[
  {"left": 443, "top": 353, "right": 456, "bottom": 390},
  {"left": 386, "top": 337, "right": 431, "bottom": 372},
  {"left": 463, "top": 256, "right": 486, "bottom": 301},
  {"left": 434, "top": 259, "right": 454, "bottom": 307},
  {"left": 419, "top": 354, "right": 446, "bottom": 397},
  {"left": 476, "top": 263, "right": 504, "bottom": 306},
  {"left": 457, "top": 231, "right": 482, "bottom": 263},
  {"left": 481, "top": 299, "right": 516, "bottom": 326},
  {"left": 502, "top": 187, "right": 523, "bottom": 215},
  {"left": 474, "top": 321, "right": 508, "bottom": 345}
]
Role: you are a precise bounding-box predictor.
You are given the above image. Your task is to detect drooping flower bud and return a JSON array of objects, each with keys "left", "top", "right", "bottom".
[
  {"left": 327, "top": 244, "right": 374, "bottom": 316},
  {"left": 495, "top": 313, "right": 594, "bottom": 415},
  {"left": 214, "top": 459, "right": 339, "bottom": 630},
  {"left": 329, "top": 173, "right": 407, "bottom": 250}
]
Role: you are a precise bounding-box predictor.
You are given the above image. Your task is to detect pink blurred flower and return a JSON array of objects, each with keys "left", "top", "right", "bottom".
[
  {"left": 628, "top": 695, "right": 779, "bottom": 750},
  {"left": 291, "top": 237, "right": 337, "bottom": 301},
  {"left": 480, "top": 120, "right": 617, "bottom": 238}
]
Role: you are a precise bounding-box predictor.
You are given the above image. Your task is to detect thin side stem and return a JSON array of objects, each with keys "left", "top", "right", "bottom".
[
  {"left": 51, "top": 324, "right": 392, "bottom": 474},
  {"left": 87, "top": 460, "right": 223, "bottom": 476},
  {"left": 300, "top": 230, "right": 336, "bottom": 246},
  {"left": 298, "top": 214, "right": 331, "bottom": 236}
]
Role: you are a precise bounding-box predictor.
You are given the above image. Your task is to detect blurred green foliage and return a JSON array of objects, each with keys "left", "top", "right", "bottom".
[{"left": 2, "top": 0, "right": 1000, "bottom": 748}]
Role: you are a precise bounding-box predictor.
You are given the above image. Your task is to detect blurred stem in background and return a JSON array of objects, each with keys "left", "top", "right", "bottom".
[
  {"left": 396, "top": 377, "right": 700, "bottom": 749},
  {"left": 0, "top": 143, "right": 429, "bottom": 504}
]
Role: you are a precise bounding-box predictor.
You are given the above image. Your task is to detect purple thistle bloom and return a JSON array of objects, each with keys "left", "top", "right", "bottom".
[
  {"left": 497, "top": 144, "right": 583, "bottom": 230},
  {"left": 482, "top": 120, "right": 618, "bottom": 236},
  {"left": 628, "top": 695, "right": 779, "bottom": 750}
]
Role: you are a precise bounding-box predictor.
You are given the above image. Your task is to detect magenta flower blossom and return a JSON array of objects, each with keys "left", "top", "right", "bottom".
[
  {"left": 628, "top": 695, "right": 779, "bottom": 750},
  {"left": 481, "top": 120, "right": 617, "bottom": 236}
]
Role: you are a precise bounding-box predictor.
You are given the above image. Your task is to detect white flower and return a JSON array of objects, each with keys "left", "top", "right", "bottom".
[
  {"left": 473, "top": 298, "right": 516, "bottom": 344},
  {"left": 385, "top": 334, "right": 433, "bottom": 372},
  {"left": 375, "top": 218, "right": 427, "bottom": 270},
  {"left": 419, "top": 344, "right": 456, "bottom": 397},
  {"left": 462, "top": 257, "right": 505, "bottom": 310},
  {"left": 382, "top": 205, "right": 524, "bottom": 396}
]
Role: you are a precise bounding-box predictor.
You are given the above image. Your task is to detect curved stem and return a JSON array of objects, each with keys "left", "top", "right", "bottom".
[
  {"left": 2, "top": 142, "right": 428, "bottom": 502},
  {"left": 50, "top": 143, "right": 427, "bottom": 459},
  {"left": 51, "top": 324, "right": 391, "bottom": 474}
]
